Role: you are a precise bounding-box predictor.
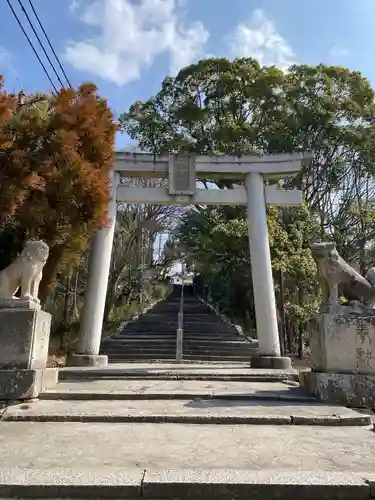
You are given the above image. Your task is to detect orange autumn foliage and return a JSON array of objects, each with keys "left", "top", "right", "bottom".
[{"left": 0, "top": 77, "right": 117, "bottom": 295}]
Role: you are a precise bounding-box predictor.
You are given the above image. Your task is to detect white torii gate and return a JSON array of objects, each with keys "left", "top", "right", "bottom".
[{"left": 68, "top": 152, "right": 311, "bottom": 369}]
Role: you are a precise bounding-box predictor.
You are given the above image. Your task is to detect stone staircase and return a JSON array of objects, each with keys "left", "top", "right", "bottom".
[
  {"left": 100, "top": 287, "right": 257, "bottom": 363},
  {"left": 0, "top": 362, "right": 374, "bottom": 499}
]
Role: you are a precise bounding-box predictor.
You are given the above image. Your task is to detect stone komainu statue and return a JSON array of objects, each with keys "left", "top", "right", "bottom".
[
  {"left": 0, "top": 240, "right": 49, "bottom": 303},
  {"left": 311, "top": 242, "right": 375, "bottom": 308}
]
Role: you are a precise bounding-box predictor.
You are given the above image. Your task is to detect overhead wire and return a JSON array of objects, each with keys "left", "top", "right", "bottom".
[
  {"left": 26, "top": 0, "right": 72, "bottom": 88},
  {"left": 15, "top": 0, "right": 65, "bottom": 88},
  {"left": 6, "top": 0, "right": 58, "bottom": 92}
]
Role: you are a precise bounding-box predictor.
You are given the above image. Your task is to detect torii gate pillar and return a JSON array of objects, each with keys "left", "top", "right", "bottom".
[
  {"left": 245, "top": 173, "right": 289, "bottom": 368},
  {"left": 67, "top": 171, "right": 120, "bottom": 367}
]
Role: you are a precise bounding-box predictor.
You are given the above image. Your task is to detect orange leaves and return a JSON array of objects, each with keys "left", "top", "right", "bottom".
[{"left": 0, "top": 75, "right": 116, "bottom": 291}]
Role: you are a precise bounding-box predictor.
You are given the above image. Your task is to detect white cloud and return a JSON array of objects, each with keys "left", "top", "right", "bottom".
[
  {"left": 329, "top": 45, "right": 349, "bottom": 59},
  {"left": 64, "top": 0, "right": 209, "bottom": 86},
  {"left": 69, "top": 0, "right": 81, "bottom": 13},
  {"left": 227, "top": 9, "right": 295, "bottom": 70}
]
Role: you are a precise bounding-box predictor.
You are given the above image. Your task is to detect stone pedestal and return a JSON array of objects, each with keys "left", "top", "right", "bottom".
[
  {"left": 301, "top": 305, "right": 375, "bottom": 408},
  {"left": 0, "top": 301, "right": 57, "bottom": 401}
]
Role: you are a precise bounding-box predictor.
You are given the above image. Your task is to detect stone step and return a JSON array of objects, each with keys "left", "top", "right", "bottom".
[
  {"left": 126, "top": 325, "right": 231, "bottom": 332},
  {"left": 104, "top": 353, "right": 256, "bottom": 361},
  {"left": 104, "top": 357, "right": 253, "bottom": 364},
  {"left": 183, "top": 343, "right": 256, "bottom": 350},
  {"left": 117, "top": 329, "right": 238, "bottom": 335},
  {"left": 112, "top": 338, "right": 246, "bottom": 345},
  {"left": 107, "top": 346, "right": 246, "bottom": 353},
  {"left": 40, "top": 380, "right": 314, "bottom": 402},
  {"left": 105, "top": 351, "right": 255, "bottom": 357},
  {"left": 102, "top": 340, "right": 254, "bottom": 348},
  {"left": 136, "top": 314, "right": 222, "bottom": 320},
  {"left": 102, "top": 343, "right": 177, "bottom": 350},
  {"left": 0, "top": 467, "right": 371, "bottom": 500},
  {"left": 150, "top": 302, "right": 216, "bottom": 314},
  {"left": 102, "top": 337, "right": 177, "bottom": 343},
  {"left": 107, "top": 340, "right": 175, "bottom": 345},
  {"left": 114, "top": 332, "right": 178, "bottom": 337},
  {"left": 180, "top": 355, "right": 254, "bottom": 362},
  {"left": 104, "top": 348, "right": 178, "bottom": 354},
  {"left": 127, "top": 324, "right": 237, "bottom": 331},
  {"left": 103, "top": 338, "right": 255, "bottom": 346},
  {"left": 115, "top": 333, "right": 244, "bottom": 339},
  {"left": 106, "top": 355, "right": 177, "bottom": 361},
  {"left": 58, "top": 365, "right": 299, "bottom": 382},
  {"left": 106, "top": 340, "right": 251, "bottom": 348},
  {"left": 101, "top": 343, "right": 178, "bottom": 350},
  {"left": 101, "top": 356, "right": 257, "bottom": 363},
  {"left": 103, "top": 356, "right": 182, "bottom": 361},
  {"left": 102, "top": 349, "right": 257, "bottom": 357},
  {"left": 3, "top": 399, "right": 371, "bottom": 426},
  {"left": 183, "top": 353, "right": 257, "bottom": 360}
]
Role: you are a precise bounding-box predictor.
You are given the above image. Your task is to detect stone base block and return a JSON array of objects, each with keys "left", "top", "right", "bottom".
[
  {"left": 0, "top": 368, "right": 58, "bottom": 401},
  {"left": 300, "top": 371, "right": 375, "bottom": 409},
  {"left": 250, "top": 356, "right": 291, "bottom": 370},
  {"left": 311, "top": 306, "right": 375, "bottom": 373},
  {"left": 66, "top": 353, "right": 108, "bottom": 367},
  {"left": 0, "top": 307, "right": 51, "bottom": 370}
]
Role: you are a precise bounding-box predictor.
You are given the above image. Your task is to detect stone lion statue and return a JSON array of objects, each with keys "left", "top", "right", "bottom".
[
  {"left": 311, "top": 242, "right": 375, "bottom": 308},
  {"left": 0, "top": 240, "right": 49, "bottom": 303}
]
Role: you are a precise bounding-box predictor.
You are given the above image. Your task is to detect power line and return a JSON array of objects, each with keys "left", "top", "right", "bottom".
[
  {"left": 16, "top": 0, "right": 65, "bottom": 88},
  {"left": 27, "top": 0, "right": 72, "bottom": 88},
  {"left": 6, "top": 0, "right": 58, "bottom": 92}
]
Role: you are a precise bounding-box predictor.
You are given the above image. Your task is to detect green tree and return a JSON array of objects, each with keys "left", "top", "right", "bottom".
[
  {"left": 119, "top": 57, "right": 375, "bottom": 351},
  {"left": 175, "top": 203, "right": 319, "bottom": 339},
  {"left": 120, "top": 57, "right": 375, "bottom": 226}
]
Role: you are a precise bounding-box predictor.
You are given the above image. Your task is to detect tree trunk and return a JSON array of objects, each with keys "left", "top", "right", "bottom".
[
  {"left": 72, "top": 271, "right": 79, "bottom": 320},
  {"left": 298, "top": 325, "right": 304, "bottom": 358},
  {"left": 39, "top": 245, "right": 64, "bottom": 300},
  {"left": 276, "top": 270, "right": 287, "bottom": 356},
  {"left": 63, "top": 274, "right": 72, "bottom": 323},
  {"left": 103, "top": 281, "right": 117, "bottom": 324}
]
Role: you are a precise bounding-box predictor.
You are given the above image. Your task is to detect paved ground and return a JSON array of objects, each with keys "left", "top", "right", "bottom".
[{"left": 0, "top": 421, "right": 374, "bottom": 472}]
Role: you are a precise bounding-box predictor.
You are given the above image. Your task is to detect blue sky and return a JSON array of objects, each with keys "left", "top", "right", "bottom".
[{"left": 0, "top": 0, "right": 374, "bottom": 150}]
